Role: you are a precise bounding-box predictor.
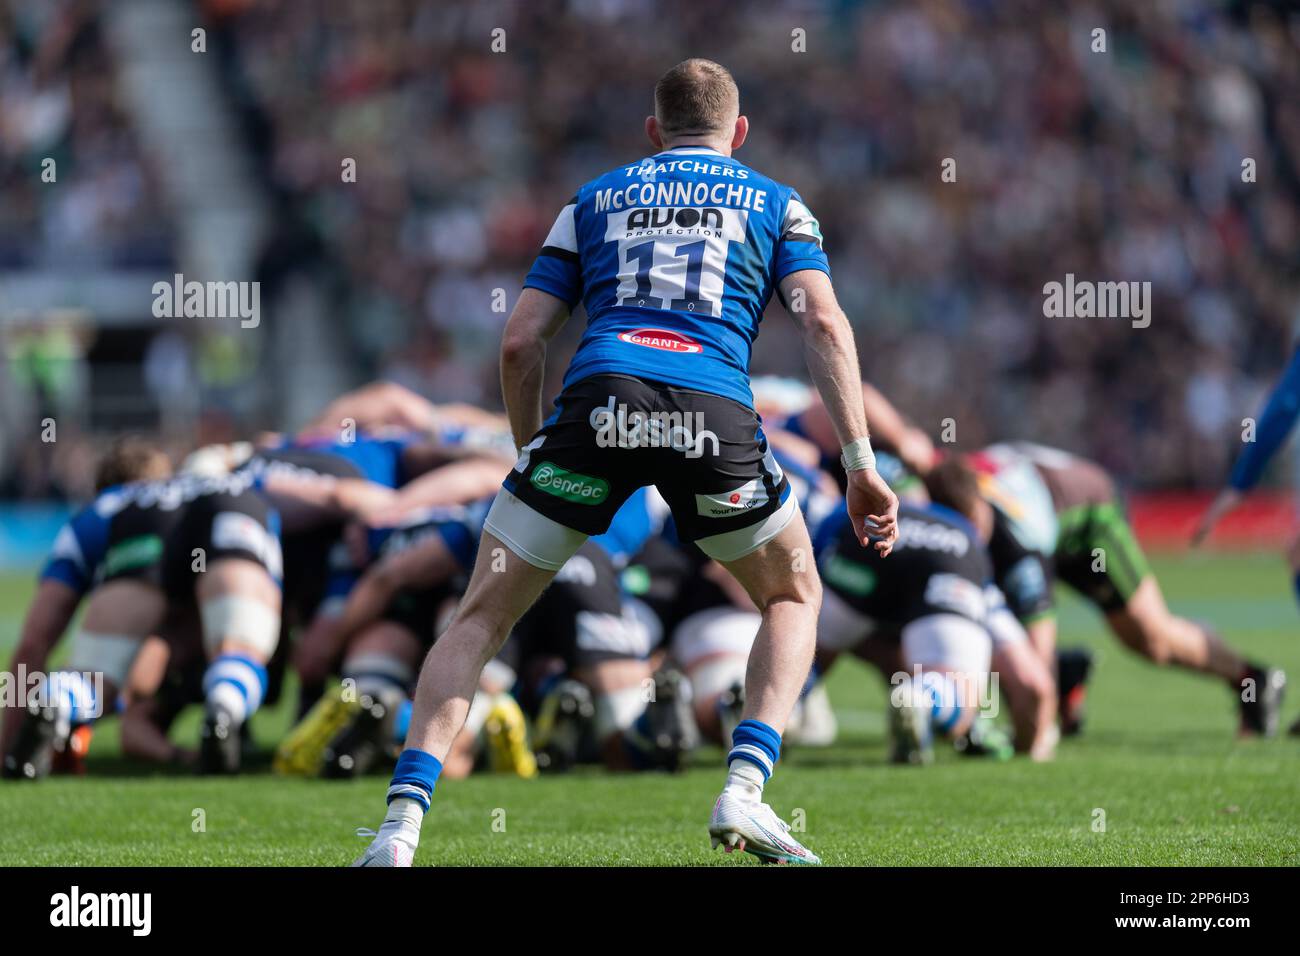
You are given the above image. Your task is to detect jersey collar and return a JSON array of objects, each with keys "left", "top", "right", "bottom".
[{"left": 657, "top": 145, "right": 725, "bottom": 157}]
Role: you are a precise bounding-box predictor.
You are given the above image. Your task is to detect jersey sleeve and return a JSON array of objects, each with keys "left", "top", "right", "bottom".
[
  {"left": 523, "top": 197, "right": 583, "bottom": 307},
  {"left": 1229, "top": 343, "right": 1300, "bottom": 491},
  {"left": 997, "top": 552, "right": 1055, "bottom": 623},
  {"left": 773, "top": 190, "right": 831, "bottom": 282},
  {"left": 39, "top": 506, "right": 106, "bottom": 596}
]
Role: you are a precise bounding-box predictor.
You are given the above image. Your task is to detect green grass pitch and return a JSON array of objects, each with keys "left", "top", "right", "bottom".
[{"left": 0, "top": 553, "right": 1297, "bottom": 866}]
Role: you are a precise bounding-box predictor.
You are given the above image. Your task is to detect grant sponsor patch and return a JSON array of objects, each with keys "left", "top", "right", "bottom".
[{"left": 617, "top": 328, "right": 703, "bottom": 353}]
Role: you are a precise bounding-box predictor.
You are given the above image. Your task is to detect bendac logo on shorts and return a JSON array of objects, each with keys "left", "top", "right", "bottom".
[
  {"left": 530, "top": 463, "right": 609, "bottom": 505},
  {"left": 617, "top": 328, "right": 702, "bottom": 354}
]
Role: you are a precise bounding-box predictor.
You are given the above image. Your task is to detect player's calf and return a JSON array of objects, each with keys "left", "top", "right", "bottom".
[{"left": 196, "top": 559, "right": 281, "bottom": 774}]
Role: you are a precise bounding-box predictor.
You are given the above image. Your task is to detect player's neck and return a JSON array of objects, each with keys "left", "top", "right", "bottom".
[{"left": 659, "top": 138, "right": 731, "bottom": 157}]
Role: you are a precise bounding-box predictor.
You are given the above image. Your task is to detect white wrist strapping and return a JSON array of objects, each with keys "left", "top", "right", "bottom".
[{"left": 840, "top": 437, "right": 876, "bottom": 472}]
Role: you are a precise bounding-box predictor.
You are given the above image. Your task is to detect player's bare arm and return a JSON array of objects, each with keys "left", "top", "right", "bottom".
[
  {"left": 499, "top": 288, "right": 572, "bottom": 449},
  {"left": 780, "top": 268, "right": 899, "bottom": 554},
  {"left": 375, "top": 456, "right": 511, "bottom": 523}
]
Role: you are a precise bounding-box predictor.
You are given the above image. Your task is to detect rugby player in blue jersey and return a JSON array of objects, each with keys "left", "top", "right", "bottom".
[
  {"left": 1194, "top": 342, "right": 1300, "bottom": 733},
  {"left": 353, "top": 59, "right": 898, "bottom": 867}
]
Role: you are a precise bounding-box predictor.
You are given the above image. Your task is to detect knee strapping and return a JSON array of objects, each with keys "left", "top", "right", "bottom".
[
  {"left": 594, "top": 684, "right": 649, "bottom": 739},
  {"left": 200, "top": 595, "right": 280, "bottom": 657},
  {"left": 69, "top": 631, "right": 144, "bottom": 689}
]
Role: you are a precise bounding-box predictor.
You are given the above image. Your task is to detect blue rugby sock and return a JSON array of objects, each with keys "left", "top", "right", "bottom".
[
  {"left": 387, "top": 748, "right": 443, "bottom": 813},
  {"left": 202, "top": 654, "right": 267, "bottom": 724},
  {"left": 727, "top": 717, "right": 781, "bottom": 782},
  {"left": 49, "top": 670, "right": 100, "bottom": 726},
  {"left": 918, "top": 671, "right": 963, "bottom": 737}
]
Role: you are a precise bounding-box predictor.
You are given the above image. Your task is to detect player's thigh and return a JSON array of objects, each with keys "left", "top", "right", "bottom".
[
  {"left": 1104, "top": 577, "right": 1174, "bottom": 650},
  {"left": 455, "top": 529, "right": 560, "bottom": 632},
  {"left": 69, "top": 581, "right": 166, "bottom": 692},
  {"left": 1056, "top": 502, "right": 1151, "bottom": 613},
  {"left": 81, "top": 579, "right": 167, "bottom": 635},
  {"left": 718, "top": 506, "right": 821, "bottom": 610}
]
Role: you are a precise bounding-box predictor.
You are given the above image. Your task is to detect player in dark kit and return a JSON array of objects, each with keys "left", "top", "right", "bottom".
[
  {"left": 961, "top": 443, "right": 1286, "bottom": 737},
  {"left": 3, "top": 468, "right": 284, "bottom": 777},
  {"left": 814, "top": 475, "right": 1025, "bottom": 764},
  {"left": 353, "top": 59, "right": 899, "bottom": 867}
]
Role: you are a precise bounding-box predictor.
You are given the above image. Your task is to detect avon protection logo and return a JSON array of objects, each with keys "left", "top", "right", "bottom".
[
  {"left": 617, "top": 328, "right": 702, "bottom": 354},
  {"left": 530, "top": 463, "right": 609, "bottom": 505}
]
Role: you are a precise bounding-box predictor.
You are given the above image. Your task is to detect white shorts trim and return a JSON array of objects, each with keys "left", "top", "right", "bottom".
[
  {"left": 575, "top": 609, "right": 658, "bottom": 659},
  {"left": 985, "top": 606, "right": 1030, "bottom": 648},
  {"left": 900, "top": 613, "right": 992, "bottom": 676},
  {"left": 695, "top": 492, "right": 798, "bottom": 563},
  {"left": 594, "top": 685, "right": 649, "bottom": 737},
  {"left": 688, "top": 656, "right": 749, "bottom": 701},
  {"left": 483, "top": 488, "right": 588, "bottom": 571}
]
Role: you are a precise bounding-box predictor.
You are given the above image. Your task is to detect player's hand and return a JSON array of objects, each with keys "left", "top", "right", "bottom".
[
  {"left": 846, "top": 467, "right": 899, "bottom": 556},
  {"left": 1190, "top": 488, "right": 1243, "bottom": 548}
]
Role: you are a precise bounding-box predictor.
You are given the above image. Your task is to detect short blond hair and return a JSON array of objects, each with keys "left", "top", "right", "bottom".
[
  {"left": 654, "top": 59, "right": 739, "bottom": 137},
  {"left": 95, "top": 436, "right": 172, "bottom": 491}
]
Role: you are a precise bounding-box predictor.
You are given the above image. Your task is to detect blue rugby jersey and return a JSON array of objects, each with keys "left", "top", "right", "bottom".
[
  {"left": 40, "top": 471, "right": 264, "bottom": 595},
  {"left": 365, "top": 497, "right": 494, "bottom": 572},
  {"left": 1228, "top": 343, "right": 1300, "bottom": 491},
  {"left": 524, "top": 145, "right": 830, "bottom": 408},
  {"left": 281, "top": 433, "right": 418, "bottom": 488}
]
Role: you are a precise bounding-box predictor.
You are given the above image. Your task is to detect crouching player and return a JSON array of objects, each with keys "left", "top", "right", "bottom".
[
  {"left": 504, "top": 531, "right": 690, "bottom": 774},
  {"left": 971, "top": 442, "right": 1286, "bottom": 736},
  {"left": 814, "top": 462, "right": 1047, "bottom": 764},
  {"left": 3, "top": 467, "right": 285, "bottom": 777},
  {"left": 280, "top": 499, "right": 537, "bottom": 780}
]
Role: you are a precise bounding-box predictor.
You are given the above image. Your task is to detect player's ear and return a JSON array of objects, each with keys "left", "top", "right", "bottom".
[
  {"left": 646, "top": 116, "right": 665, "bottom": 150},
  {"left": 731, "top": 115, "right": 749, "bottom": 151}
]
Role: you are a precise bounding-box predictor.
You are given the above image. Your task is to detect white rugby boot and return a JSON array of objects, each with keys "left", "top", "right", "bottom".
[
  {"left": 708, "top": 766, "right": 821, "bottom": 865},
  {"left": 351, "top": 799, "right": 421, "bottom": 867}
]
